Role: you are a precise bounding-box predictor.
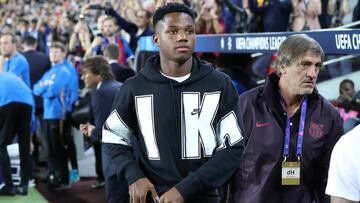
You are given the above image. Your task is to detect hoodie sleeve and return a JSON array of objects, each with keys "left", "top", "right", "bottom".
[
  {"left": 175, "top": 77, "right": 245, "bottom": 200},
  {"left": 102, "top": 82, "right": 145, "bottom": 184}
]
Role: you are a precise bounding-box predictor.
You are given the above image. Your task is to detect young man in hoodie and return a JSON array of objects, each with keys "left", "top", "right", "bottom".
[{"left": 102, "top": 3, "right": 244, "bottom": 203}]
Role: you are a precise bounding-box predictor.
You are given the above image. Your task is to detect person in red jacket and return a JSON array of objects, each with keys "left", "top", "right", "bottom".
[{"left": 230, "top": 34, "right": 344, "bottom": 203}]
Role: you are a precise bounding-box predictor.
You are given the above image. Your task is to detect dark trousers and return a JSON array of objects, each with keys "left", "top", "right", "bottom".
[
  {"left": 0, "top": 102, "right": 32, "bottom": 188},
  {"left": 63, "top": 113, "right": 78, "bottom": 170},
  {"left": 93, "top": 142, "right": 104, "bottom": 181},
  {"left": 34, "top": 108, "right": 47, "bottom": 163},
  {"left": 105, "top": 175, "right": 129, "bottom": 203},
  {"left": 44, "top": 119, "right": 69, "bottom": 184}
]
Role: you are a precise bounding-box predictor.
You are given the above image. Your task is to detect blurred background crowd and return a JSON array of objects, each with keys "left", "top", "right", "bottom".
[{"left": 0, "top": 0, "right": 359, "bottom": 79}]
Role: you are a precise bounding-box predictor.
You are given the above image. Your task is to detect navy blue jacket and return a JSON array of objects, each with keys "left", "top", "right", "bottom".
[
  {"left": 23, "top": 50, "right": 51, "bottom": 110},
  {"left": 90, "top": 80, "right": 122, "bottom": 143},
  {"left": 110, "top": 62, "right": 135, "bottom": 83},
  {"left": 90, "top": 79, "right": 122, "bottom": 179}
]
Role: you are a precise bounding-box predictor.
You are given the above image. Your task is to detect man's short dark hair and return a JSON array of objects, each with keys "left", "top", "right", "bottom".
[
  {"left": 340, "top": 79, "right": 355, "bottom": 89},
  {"left": 152, "top": 2, "right": 195, "bottom": 28},
  {"left": 104, "top": 43, "right": 119, "bottom": 60},
  {"left": 81, "top": 56, "right": 115, "bottom": 81},
  {"left": 23, "top": 35, "right": 37, "bottom": 47},
  {"left": 50, "top": 41, "right": 66, "bottom": 52}
]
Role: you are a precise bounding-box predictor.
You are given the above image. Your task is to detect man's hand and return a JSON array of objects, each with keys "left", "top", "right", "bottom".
[
  {"left": 79, "top": 123, "right": 95, "bottom": 138},
  {"left": 159, "top": 187, "right": 184, "bottom": 203},
  {"left": 80, "top": 4, "right": 91, "bottom": 15},
  {"left": 129, "top": 178, "right": 159, "bottom": 203}
]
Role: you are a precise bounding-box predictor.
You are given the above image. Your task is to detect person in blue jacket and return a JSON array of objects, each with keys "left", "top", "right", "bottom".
[
  {"left": 33, "top": 42, "right": 71, "bottom": 189},
  {"left": 0, "top": 32, "right": 30, "bottom": 86},
  {"left": 0, "top": 72, "right": 34, "bottom": 196}
]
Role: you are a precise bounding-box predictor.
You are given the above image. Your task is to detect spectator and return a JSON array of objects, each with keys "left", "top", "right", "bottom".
[
  {"left": 326, "top": 124, "right": 360, "bottom": 203},
  {"left": 15, "top": 19, "right": 29, "bottom": 39},
  {"left": 222, "top": 0, "right": 254, "bottom": 33},
  {"left": 195, "top": 0, "right": 226, "bottom": 34},
  {"left": 326, "top": 0, "right": 356, "bottom": 78},
  {"left": 79, "top": 56, "right": 128, "bottom": 202},
  {"left": 0, "top": 72, "right": 34, "bottom": 196},
  {"left": 230, "top": 34, "right": 343, "bottom": 203},
  {"left": 133, "top": 9, "right": 154, "bottom": 44},
  {"left": 319, "top": 0, "right": 331, "bottom": 29},
  {"left": 68, "top": 19, "right": 92, "bottom": 70},
  {"left": 86, "top": 16, "right": 134, "bottom": 68},
  {"left": 353, "top": 0, "right": 360, "bottom": 24},
  {"left": 291, "top": 0, "right": 322, "bottom": 31},
  {"left": 1, "top": 24, "right": 13, "bottom": 34},
  {"left": 104, "top": 43, "right": 135, "bottom": 83},
  {"left": 102, "top": 4, "right": 153, "bottom": 52},
  {"left": 102, "top": 3, "right": 244, "bottom": 203},
  {"left": 0, "top": 32, "right": 30, "bottom": 86},
  {"left": 28, "top": 18, "right": 39, "bottom": 39},
  {"left": 335, "top": 79, "right": 360, "bottom": 132},
  {"left": 327, "top": 0, "right": 357, "bottom": 27},
  {"left": 248, "top": 0, "right": 292, "bottom": 32},
  {"left": 80, "top": 3, "right": 139, "bottom": 52}
]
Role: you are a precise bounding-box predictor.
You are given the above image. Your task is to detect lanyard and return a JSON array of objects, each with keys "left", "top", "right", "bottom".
[{"left": 282, "top": 97, "right": 307, "bottom": 161}]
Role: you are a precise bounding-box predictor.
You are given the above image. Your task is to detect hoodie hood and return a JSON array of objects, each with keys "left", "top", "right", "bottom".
[{"left": 139, "top": 54, "right": 214, "bottom": 86}]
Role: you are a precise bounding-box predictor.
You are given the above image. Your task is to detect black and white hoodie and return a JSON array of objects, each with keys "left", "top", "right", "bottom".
[{"left": 102, "top": 55, "right": 244, "bottom": 202}]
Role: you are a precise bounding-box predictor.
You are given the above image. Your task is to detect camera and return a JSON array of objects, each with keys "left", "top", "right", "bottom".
[{"left": 89, "top": 4, "right": 103, "bottom": 10}]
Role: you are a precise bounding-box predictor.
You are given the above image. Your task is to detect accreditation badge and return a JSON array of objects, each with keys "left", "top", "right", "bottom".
[{"left": 281, "top": 161, "right": 300, "bottom": 185}]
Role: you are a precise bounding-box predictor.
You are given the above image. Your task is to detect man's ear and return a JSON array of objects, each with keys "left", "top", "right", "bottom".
[{"left": 153, "top": 34, "right": 160, "bottom": 47}]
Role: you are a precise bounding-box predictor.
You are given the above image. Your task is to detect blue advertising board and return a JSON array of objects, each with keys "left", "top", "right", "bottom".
[{"left": 137, "top": 29, "right": 360, "bottom": 55}]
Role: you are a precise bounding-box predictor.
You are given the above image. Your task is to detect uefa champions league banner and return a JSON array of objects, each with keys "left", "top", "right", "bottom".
[{"left": 137, "top": 29, "right": 360, "bottom": 55}]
